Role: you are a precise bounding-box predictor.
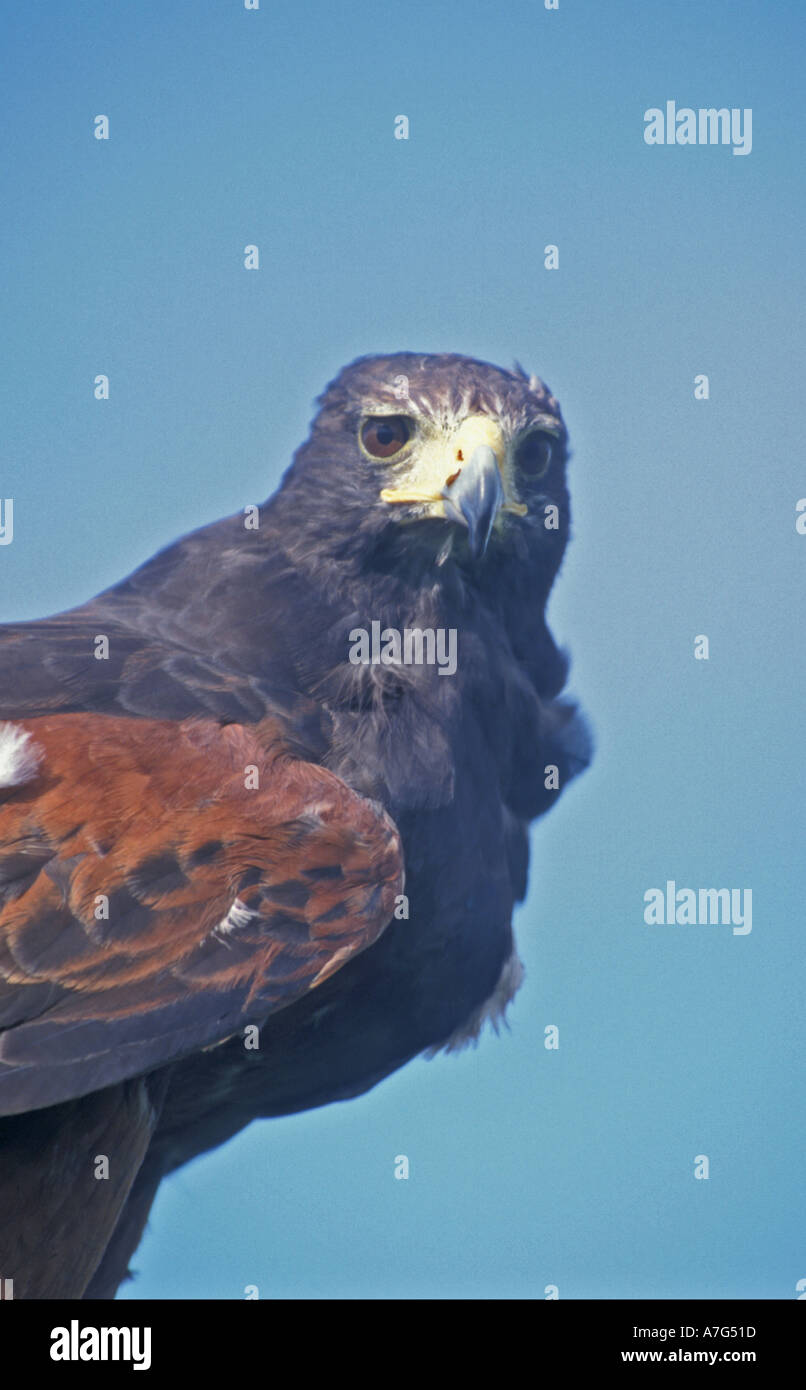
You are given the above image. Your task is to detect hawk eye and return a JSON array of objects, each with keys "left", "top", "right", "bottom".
[
  {"left": 360, "top": 415, "right": 412, "bottom": 459},
  {"left": 514, "top": 430, "right": 556, "bottom": 478}
]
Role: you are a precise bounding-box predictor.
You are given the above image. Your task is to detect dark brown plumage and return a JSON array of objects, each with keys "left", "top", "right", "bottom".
[{"left": 0, "top": 352, "right": 588, "bottom": 1297}]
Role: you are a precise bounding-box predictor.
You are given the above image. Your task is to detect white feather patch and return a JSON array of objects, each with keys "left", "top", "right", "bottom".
[
  {"left": 214, "top": 897, "right": 257, "bottom": 939},
  {"left": 0, "top": 723, "right": 43, "bottom": 788},
  {"left": 425, "top": 943, "right": 526, "bottom": 1057}
]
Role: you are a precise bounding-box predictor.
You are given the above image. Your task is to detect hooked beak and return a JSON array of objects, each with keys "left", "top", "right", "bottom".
[
  {"left": 379, "top": 412, "right": 526, "bottom": 557},
  {"left": 441, "top": 444, "right": 504, "bottom": 559}
]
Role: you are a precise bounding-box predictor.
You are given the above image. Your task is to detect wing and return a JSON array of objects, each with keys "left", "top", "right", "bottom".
[
  {"left": 0, "top": 612, "right": 330, "bottom": 750},
  {"left": 0, "top": 713, "right": 403, "bottom": 1116},
  {"left": 0, "top": 518, "right": 332, "bottom": 757}
]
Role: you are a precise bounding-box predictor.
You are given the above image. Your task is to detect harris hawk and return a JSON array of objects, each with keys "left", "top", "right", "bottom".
[{"left": 0, "top": 352, "right": 588, "bottom": 1298}]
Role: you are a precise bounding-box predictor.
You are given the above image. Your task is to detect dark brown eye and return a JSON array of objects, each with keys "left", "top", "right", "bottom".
[
  {"left": 360, "top": 415, "right": 412, "bottom": 459},
  {"left": 515, "top": 430, "right": 556, "bottom": 478}
]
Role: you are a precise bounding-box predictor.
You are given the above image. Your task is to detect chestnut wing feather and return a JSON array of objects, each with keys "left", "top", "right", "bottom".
[{"left": 0, "top": 714, "right": 403, "bottom": 1115}]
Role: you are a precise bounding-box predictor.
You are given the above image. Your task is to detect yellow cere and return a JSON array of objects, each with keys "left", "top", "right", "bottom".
[{"left": 380, "top": 414, "right": 527, "bottom": 516}]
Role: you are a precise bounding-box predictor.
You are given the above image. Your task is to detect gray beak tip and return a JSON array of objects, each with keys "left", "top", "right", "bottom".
[{"left": 442, "top": 444, "right": 505, "bottom": 559}]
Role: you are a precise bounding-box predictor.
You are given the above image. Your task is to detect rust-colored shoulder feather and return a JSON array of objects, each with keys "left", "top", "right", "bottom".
[{"left": 0, "top": 714, "right": 403, "bottom": 1116}]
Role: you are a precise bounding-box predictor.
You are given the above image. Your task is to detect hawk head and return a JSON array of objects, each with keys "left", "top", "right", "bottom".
[{"left": 276, "top": 352, "right": 570, "bottom": 577}]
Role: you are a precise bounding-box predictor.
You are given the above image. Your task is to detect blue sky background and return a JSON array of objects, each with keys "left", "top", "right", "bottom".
[{"left": 2, "top": 0, "right": 804, "bottom": 1298}]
